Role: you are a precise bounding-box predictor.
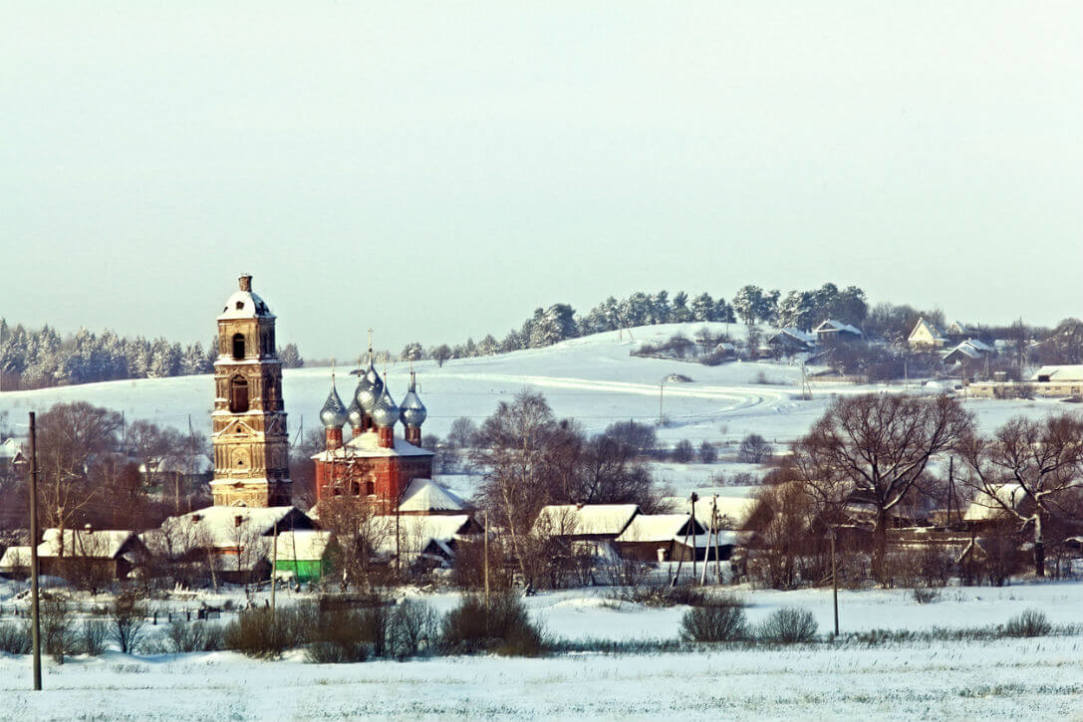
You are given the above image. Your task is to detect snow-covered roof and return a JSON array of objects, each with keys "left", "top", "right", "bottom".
[
  {"left": 615, "top": 514, "right": 697, "bottom": 543},
  {"left": 38, "top": 529, "right": 136, "bottom": 559},
  {"left": 139, "top": 454, "right": 213, "bottom": 475},
  {"left": 366, "top": 514, "right": 475, "bottom": 556},
  {"left": 397, "top": 478, "right": 467, "bottom": 513},
  {"left": 1031, "top": 365, "right": 1083, "bottom": 383},
  {"left": 662, "top": 493, "right": 759, "bottom": 530},
  {"left": 964, "top": 484, "right": 1025, "bottom": 522},
  {"left": 310, "top": 430, "right": 433, "bottom": 461},
  {"left": 770, "top": 328, "right": 816, "bottom": 346},
  {"left": 944, "top": 340, "right": 990, "bottom": 361},
  {"left": 0, "top": 438, "right": 23, "bottom": 460},
  {"left": 274, "top": 530, "right": 333, "bottom": 562},
  {"left": 814, "top": 320, "right": 862, "bottom": 336},
  {"left": 532, "top": 504, "right": 639, "bottom": 537},
  {"left": 161, "top": 506, "right": 302, "bottom": 549},
  {"left": 217, "top": 290, "right": 274, "bottom": 320},
  {"left": 672, "top": 531, "right": 738, "bottom": 549},
  {"left": 0, "top": 546, "right": 31, "bottom": 571}
]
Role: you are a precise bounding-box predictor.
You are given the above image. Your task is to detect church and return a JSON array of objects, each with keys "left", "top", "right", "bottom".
[{"left": 207, "top": 273, "right": 456, "bottom": 516}]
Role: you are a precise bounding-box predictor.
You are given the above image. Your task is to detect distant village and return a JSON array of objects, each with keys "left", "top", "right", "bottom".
[{"left": 1, "top": 275, "right": 1081, "bottom": 599}]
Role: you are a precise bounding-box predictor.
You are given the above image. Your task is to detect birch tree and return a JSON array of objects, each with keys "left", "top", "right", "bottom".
[{"left": 957, "top": 413, "right": 1083, "bottom": 577}]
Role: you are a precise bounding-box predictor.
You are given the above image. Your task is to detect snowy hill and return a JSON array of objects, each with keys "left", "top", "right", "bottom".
[{"left": 0, "top": 321, "right": 1061, "bottom": 461}]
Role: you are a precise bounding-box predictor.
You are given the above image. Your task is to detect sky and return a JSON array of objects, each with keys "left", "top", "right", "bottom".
[{"left": 2, "top": 2, "right": 1080, "bottom": 359}]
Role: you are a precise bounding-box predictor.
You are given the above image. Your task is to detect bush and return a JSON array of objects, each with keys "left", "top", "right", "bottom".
[
  {"left": 911, "top": 587, "right": 941, "bottom": 605},
  {"left": 40, "top": 593, "right": 76, "bottom": 664},
  {"left": 1005, "top": 609, "right": 1051, "bottom": 638},
  {"left": 671, "top": 439, "right": 695, "bottom": 463},
  {"left": 441, "top": 592, "right": 544, "bottom": 656},
  {"left": 111, "top": 588, "right": 147, "bottom": 654},
  {"left": 305, "top": 608, "right": 368, "bottom": 664},
  {"left": 680, "top": 603, "right": 749, "bottom": 643},
  {"left": 737, "top": 434, "right": 773, "bottom": 464},
  {"left": 0, "top": 622, "right": 30, "bottom": 655},
  {"left": 387, "top": 599, "right": 439, "bottom": 659},
  {"left": 698, "top": 441, "right": 718, "bottom": 464},
  {"left": 758, "top": 607, "right": 818, "bottom": 644},
  {"left": 224, "top": 609, "right": 288, "bottom": 659},
  {"left": 167, "top": 618, "right": 209, "bottom": 653},
  {"left": 81, "top": 619, "right": 108, "bottom": 656}
]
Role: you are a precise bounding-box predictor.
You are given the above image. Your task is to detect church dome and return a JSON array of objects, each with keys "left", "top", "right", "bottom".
[
  {"left": 217, "top": 274, "right": 275, "bottom": 320},
  {"left": 400, "top": 373, "right": 427, "bottom": 428},
  {"left": 355, "top": 359, "right": 384, "bottom": 412},
  {"left": 371, "top": 382, "right": 400, "bottom": 429},
  {"left": 346, "top": 395, "right": 363, "bottom": 429},
  {"left": 319, "top": 381, "right": 348, "bottom": 429}
]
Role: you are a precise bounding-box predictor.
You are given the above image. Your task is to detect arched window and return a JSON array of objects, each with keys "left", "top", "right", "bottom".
[
  {"left": 350, "top": 481, "right": 361, "bottom": 496},
  {"left": 232, "top": 333, "right": 246, "bottom": 360},
  {"left": 229, "top": 376, "right": 249, "bottom": 413}
]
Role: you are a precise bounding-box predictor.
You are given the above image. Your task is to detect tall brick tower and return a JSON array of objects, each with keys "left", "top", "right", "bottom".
[{"left": 209, "top": 274, "right": 292, "bottom": 507}]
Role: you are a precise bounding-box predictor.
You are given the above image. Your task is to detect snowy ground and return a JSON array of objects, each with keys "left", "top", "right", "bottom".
[
  {"left": 0, "top": 322, "right": 1069, "bottom": 502},
  {"left": 1, "top": 580, "right": 1081, "bottom": 720}
]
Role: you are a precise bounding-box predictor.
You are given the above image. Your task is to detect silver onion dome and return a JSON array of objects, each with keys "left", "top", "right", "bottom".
[
  {"left": 319, "top": 382, "right": 348, "bottom": 429},
  {"left": 346, "top": 394, "right": 364, "bottom": 429},
  {"left": 355, "top": 358, "right": 384, "bottom": 412},
  {"left": 400, "top": 373, "right": 427, "bottom": 428},
  {"left": 371, "top": 381, "right": 400, "bottom": 429}
]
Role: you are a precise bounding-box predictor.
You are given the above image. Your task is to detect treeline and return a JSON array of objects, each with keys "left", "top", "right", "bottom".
[
  {"left": 0, "top": 319, "right": 303, "bottom": 390},
  {"left": 405, "top": 283, "right": 873, "bottom": 364}
]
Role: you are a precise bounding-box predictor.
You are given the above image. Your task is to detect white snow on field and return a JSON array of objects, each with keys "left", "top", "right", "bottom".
[{"left": 1, "top": 580, "right": 1082, "bottom": 718}]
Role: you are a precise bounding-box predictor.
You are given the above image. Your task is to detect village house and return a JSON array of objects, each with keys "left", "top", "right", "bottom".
[
  {"left": 908, "top": 317, "right": 947, "bottom": 350},
  {"left": 813, "top": 319, "right": 863, "bottom": 345},
  {"left": 613, "top": 513, "right": 707, "bottom": 562},
  {"left": 0, "top": 527, "right": 147, "bottom": 584}
]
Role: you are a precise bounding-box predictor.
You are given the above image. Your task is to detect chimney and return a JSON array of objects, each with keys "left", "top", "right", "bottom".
[{"left": 238, "top": 274, "right": 252, "bottom": 292}]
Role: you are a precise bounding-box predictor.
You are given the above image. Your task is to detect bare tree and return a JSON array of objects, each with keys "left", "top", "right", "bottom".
[
  {"left": 470, "top": 390, "right": 559, "bottom": 584},
  {"left": 957, "top": 413, "right": 1083, "bottom": 577},
  {"left": 791, "top": 394, "right": 972, "bottom": 581},
  {"left": 36, "top": 402, "right": 123, "bottom": 554}
]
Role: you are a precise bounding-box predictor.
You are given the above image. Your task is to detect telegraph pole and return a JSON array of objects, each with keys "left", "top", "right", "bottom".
[
  {"left": 28, "top": 412, "right": 42, "bottom": 691},
  {"left": 830, "top": 526, "right": 839, "bottom": 637}
]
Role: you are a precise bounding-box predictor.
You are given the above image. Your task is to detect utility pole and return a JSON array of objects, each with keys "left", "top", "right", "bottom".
[
  {"left": 28, "top": 412, "right": 42, "bottom": 691},
  {"left": 271, "top": 519, "right": 278, "bottom": 618},
  {"left": 830, "top": 526, "right": 839, "bottom": 638},
  {"left": 690, "top": 493, "right": 698, "bottom": 583},
  {"left": 658, "top": 379, "right": 665, "bottom": 426},
  {"left": 483, "top": 511, "right": 490, "bottom": 607}
]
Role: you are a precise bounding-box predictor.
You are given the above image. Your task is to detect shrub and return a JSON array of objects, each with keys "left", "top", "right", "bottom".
[
  {"left": 911, "top": 587, "right": 941, "bottom": 605},
  {"left": 40, "top": 593, "right": 76, "bottom": 663},
  {"left": 224, "top": 609, "right": 288, "bottom": 659},
  {"left": 81, "top": 619, "right": 108, "bottom": 656},
  {"left": 671, "top": 440, "right": 695, "bottom": 463},
  {"left": 305, "top": 608, "right": 368, "bottom": 664},
  {"left": 167, "top": 619, "right": 208, "bottom": 653},
  {"left": 111, "top": 588, "right": 147, "bottom": 654},
  {"left": 758, "top": 607, "right": 818, "bottom": 644},
  {"left": 737, "top": 434, "right": 773, "bottom": 464},
  {"left": 387, "top": 599, "right": 439, "bottom": 659},
  {"left": 1005, "top": 609, "right": 1051, "bottom": 638},
  {"left": 698, "top": 441, "right": 718, "bottom": 464},
  {"left": 0, "top": 622, "right": 30, "bottom": 655},
  {"left": 680, "top": 604, "right": 749, "bottom": 642},
  {"left": 441, "top": 592, "right": 544, "bottom": 656},
  {"left": 200, "top": 622, "right": 225, "bottom": 651}
]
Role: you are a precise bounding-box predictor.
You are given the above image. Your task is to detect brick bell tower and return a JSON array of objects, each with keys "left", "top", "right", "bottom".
[{"left": 209, "top": 274, "right": 292, "bottom": 507}]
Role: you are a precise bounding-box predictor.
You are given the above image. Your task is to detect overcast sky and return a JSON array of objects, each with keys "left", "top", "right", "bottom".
[{"left": 3, "top": 2, "right": 1080, "bottom": 358}]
